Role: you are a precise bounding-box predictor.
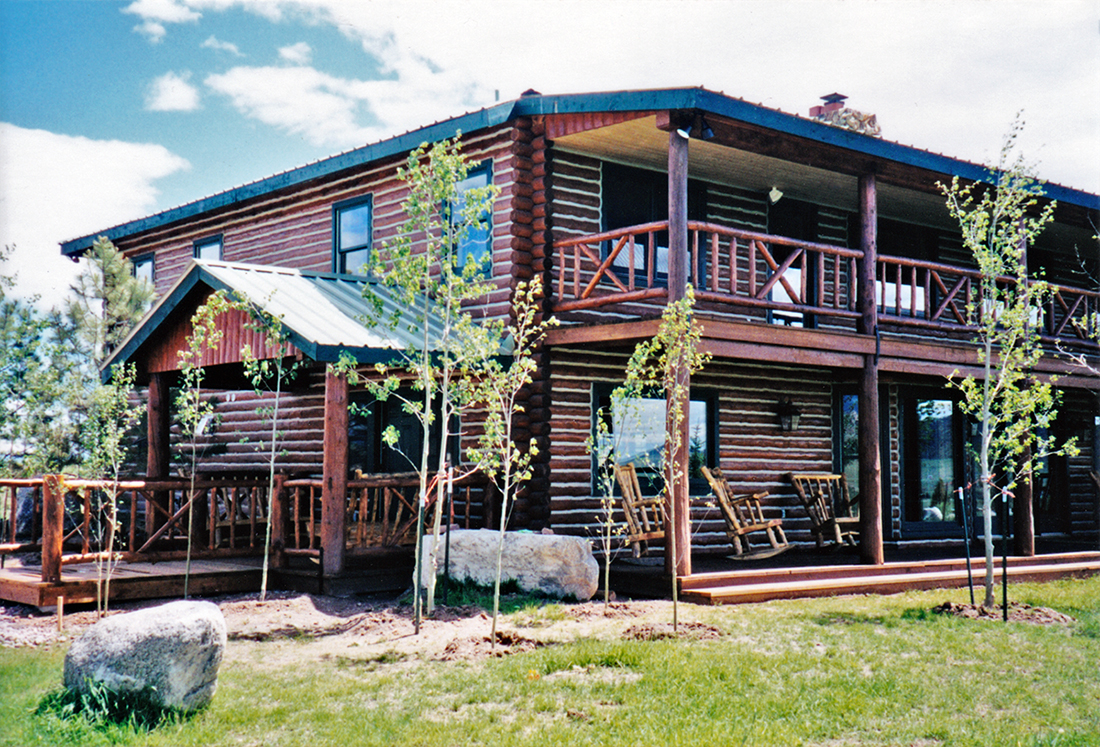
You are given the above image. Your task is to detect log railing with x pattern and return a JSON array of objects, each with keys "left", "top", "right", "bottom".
[
  {"left": 553, "top": 220, "right": 1098, "bottom": 346},
  {"left": 875, "top": 255, "right": 1100, "bottom": 343},
  {"left": 554, "top": 220, "right": 864, "bottom": 323}
]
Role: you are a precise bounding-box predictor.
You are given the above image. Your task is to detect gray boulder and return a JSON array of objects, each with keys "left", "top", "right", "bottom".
[
  {"left": 64, "top": 600, "right": 226, "bottom": 712},
  {"left": 421, "top": 528, "right": 599, "bottom": 600}
]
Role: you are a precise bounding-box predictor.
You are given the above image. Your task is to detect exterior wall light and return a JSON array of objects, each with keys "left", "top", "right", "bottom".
[{"left": 777, "top": 397, "right": 801, "bottom": 432}]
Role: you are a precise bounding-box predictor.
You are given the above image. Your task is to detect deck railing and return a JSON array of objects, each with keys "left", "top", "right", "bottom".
[
  {"left": 1, "top": 470, "right": 496, "bottom": 582},
  {"left": 553, "top": 220, "right": 1098, "bottom": 345},
  {"left": 554, "top": 220, "right": 863, "bottom": 323},
  {"left": 876, "top": 255, "right": 1100, "bottom": 342}
]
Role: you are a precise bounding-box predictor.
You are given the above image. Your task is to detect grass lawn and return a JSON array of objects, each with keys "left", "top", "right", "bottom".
[{"left": 3, "top": 577, "right": 1099, "bottom": 746}]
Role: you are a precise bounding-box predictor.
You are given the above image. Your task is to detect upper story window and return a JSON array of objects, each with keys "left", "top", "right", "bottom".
[
  {"left": 333, "top": 196, "right": 373, "bottom": 275},
  {"left": 601, "top": 163, "right": 706, "bottom": 285},
  {"left": 193, "top": 235, "right": 223, "bottom": 261},
  {"left": 132, "top": 254, "right": 155, "bottom": 285},
  {"left": 451, "top": 161, "right": 493, "bottom": 276}
]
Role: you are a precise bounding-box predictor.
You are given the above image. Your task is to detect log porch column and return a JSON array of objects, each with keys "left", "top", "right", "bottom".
[
  {"left": 321, "top": 369, "right": 348, "bottom": 577},
  {"left": 666, "top": 125, "right": 692, "bottom": 577},
  {"left": 41, "top": 475, "right": 63, "bottom": 583},
  {"left": 857, "top": 174, "right": 885, "bottom": 565},
  {"left": 1015, "top": 443, "right": 1035, "bottom": 556},
  {"left": 146, "top": 372, "right": 171, "bottom": 539}
]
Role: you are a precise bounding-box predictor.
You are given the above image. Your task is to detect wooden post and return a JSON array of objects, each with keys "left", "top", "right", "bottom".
[
  {"left": 321, "top": 369, "right": 348, "bottom": 577},
  {"left": 271, "top": 473, "right": 288, "bottom": 569},
  {"left": 1015, "top": 443, "right": 1035, "bottom": 556},
  {"left": 41, "top": 475, "right": 63, "bottom": 584},
  {"left": 666, "top": 125, "right": 692, "bottom": 578},
  {"left": 146, "top": 373, "right": 171, "bottom": 540},
  {"left": 857, "top": 174, "right": 884, "bottom": 565},
  {"left": 667, "top": 128, "right": 689, "bottom": 303}
]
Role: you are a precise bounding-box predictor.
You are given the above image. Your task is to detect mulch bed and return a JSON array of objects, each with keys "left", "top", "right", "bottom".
[{"left": 933, "top": 601, "right": 1075, "bottom": 626}]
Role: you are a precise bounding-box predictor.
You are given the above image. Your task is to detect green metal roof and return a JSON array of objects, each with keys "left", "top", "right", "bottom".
[
  {"left": 102, "top": 260, "right": 465, "bottom": 381},
  {"left": 62, "top": 86, "right": 1099, "bottom": 257}
]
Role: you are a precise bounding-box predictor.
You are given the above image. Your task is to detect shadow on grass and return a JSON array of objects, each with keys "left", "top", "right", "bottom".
[{"left": 35, "top": 680, "right": 193, "bottom": 735}]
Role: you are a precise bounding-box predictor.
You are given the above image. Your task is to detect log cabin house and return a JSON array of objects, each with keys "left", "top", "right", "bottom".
[{"left": 26, "top": 86, "right": 1100, "bottom": 603}]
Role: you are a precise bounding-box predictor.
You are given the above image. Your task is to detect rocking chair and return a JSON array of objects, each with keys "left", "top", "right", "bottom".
[
  {"left": 613, "top": 463, "right": 666, "bottom": 558},
  {"left": 786, "top": 473, "right": 860, "bottom": 547},
  {"left": 701, "top": 467, "right": 788, "bottom": 557}
]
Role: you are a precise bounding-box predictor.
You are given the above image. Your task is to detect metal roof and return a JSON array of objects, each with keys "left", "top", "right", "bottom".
[
  {"left": 61, "top": 86, "right": 1099, "bottom": 257},
  {"left": 102, "top": 260, "right": 478, "bottom": 380}
]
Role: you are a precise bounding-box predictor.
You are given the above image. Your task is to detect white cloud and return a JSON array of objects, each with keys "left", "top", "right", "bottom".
[
  {"left": 201, "top": 35, "right": 244, "bottom": 56},
  {"left": 123, "top": 0, "right": 200, "bottom": 42},
  {"left": 278, "top": 42, "right": 312, "bottom": 65},
  {"left": 145, "top": 71, "right": 202, "bottom": 112},
  {"left": 0, "top": 124, "right": 190, "bottom": 305}
]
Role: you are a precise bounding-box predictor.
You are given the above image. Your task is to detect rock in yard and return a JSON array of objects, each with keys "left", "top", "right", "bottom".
[
  {"left": 421, "top": 529, "right": 599, "bottom": 600},
  {"left": 64, "top": 600, "right": 226, "bottom": 712}
]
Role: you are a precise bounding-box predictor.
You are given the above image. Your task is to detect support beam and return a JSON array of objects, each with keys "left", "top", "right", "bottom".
[
  {"left": 1015, "top": 444, "right": 1035, "bottom": 556},
  {"left": 667, "top": 128, "right": 689, "bottom": 303},
  {"left": 665, "top": 125, "right": 691, "bottom": 577},
  {"left": 41, "top": 475, "right": 63, "bottom": 584},
  {"left": 857, "top": 173, "right": 884, "bottom": 565},
  {"left": 321, "top": 369, "right": 348, "bottom": 577},
  {"left": 146, "top": 373, "right": 171, "bottom": 540}
]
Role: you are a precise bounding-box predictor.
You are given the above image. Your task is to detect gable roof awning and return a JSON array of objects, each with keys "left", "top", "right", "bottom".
[{"left": 102, "top": 260, "right": 462, "bottom": 383}]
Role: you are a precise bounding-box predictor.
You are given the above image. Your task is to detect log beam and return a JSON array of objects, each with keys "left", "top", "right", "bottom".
[
  {"left": 857, "top": 173, "right": 884, "bottom": 565},
  {"left": 321, "top": 369, "right": 348, "bottom": 577}
]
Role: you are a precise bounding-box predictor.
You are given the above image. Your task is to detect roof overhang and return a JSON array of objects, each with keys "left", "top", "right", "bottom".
[
  {"left": 101, "top": 260, "right": 497, "bottom": 385},
  {"left": 62, "top": 87, "right": 1099, "bottom": 258}
]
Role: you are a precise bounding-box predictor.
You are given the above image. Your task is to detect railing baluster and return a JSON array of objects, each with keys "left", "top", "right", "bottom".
[
  {"left": 710, "top": 232, "right": 719, "bottom": 293},
  {"left": 627, "top": 235, "right": 635, "bottom": 291},
  {"left": 691, "top": 230, "right": 700, "bottom": 287},
  {"left": 572, "top": 245, "right": 580, "bottom": 300},
  {"left": 557, "top": 246, "right": 565, "bottom": 302},
  {"left": 647, "top": 232, "right": 655, "bottom": 289},
  {"left": 729, "top": 238, "right": 738, "bottom": 296},
  {"left": 749, "top": 240, "right": 757, "bottom": 297}
]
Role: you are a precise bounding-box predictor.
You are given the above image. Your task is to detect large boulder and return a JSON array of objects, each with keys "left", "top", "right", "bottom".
[
  {"left": 421, "top": 529, "right": 598, "bottom": 600},
  {"left": 64, "top": 600, "right": 226, "bottom": 712}
]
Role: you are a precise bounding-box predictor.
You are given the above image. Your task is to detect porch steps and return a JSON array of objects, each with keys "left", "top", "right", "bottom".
[{"left": 678, "top": 551, "right": 1100, "bottom": 605}]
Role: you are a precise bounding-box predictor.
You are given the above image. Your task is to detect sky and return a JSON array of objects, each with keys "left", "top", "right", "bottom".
[{"left": 0, "top": 0, "right": 1097, "bottom": 306}]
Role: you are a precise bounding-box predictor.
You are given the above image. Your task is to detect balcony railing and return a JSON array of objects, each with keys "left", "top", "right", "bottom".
[{"left": 553, "top": 220, "right": 1099, "bottom": 345}]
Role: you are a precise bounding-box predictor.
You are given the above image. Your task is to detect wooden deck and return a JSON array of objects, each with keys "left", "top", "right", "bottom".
[
  {"left": 606, "top": 550, "right": 1100, "bottom": 605},
  {"left": 0, "top": 556, "right": 265, "bottom": 609}
]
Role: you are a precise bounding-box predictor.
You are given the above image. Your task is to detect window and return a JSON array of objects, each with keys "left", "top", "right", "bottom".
[
  {"left": 132, "top": 254, "right": 155, "bottom": 284},
  {"left": 193, "top": 235, "right": 222, "bottom": 261},
  {"left": 348, "top": 390, "right": 455, "bottom": 475},
  {"left": 593, "top": 384, "right": 715, "bottom": 495},
  {"left": 898, "top": 390, "right": 965, "bottom": 536},
  {"left": 601, "top": 163, "right": 707, "bottom": 285},
  {"left": 333, "top": 196, "right": 373, "bottom": 275},
  {"left": 835, "top": 391, "right": 860, "bottom": 499},
  {"left": 451, "top": 161, "right": 493, "bottom": 275}
]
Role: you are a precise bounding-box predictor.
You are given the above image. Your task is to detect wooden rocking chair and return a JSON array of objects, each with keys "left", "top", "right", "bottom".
[
  {"left": 613, "top": 463, "right": 666, "bottom": 558},
  {"left": 701, "top": 467, "right": 788, "bottom": 556},
  {"left": 786, "top": 473, "right": 860, "bottom": 547}
]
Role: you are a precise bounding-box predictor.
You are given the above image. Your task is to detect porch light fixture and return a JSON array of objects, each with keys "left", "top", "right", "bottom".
[
  {"left": 777, "top": 398, "right": 801, "bottom": 432},
  {"left": 769, "top": 187, "right": 783, "bottom": 204},
  {"left": 678, "top": 114, "right": 715, "bottom": 140}
]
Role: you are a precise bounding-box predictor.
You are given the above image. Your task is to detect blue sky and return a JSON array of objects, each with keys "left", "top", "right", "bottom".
[{"left": 1, "top": 0, "right": 1097, "bottom": 304}]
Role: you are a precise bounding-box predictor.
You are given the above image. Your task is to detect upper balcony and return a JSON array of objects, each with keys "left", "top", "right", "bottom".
[{"left": 549, "top": 219, "right": 1099, "bottom": 380}]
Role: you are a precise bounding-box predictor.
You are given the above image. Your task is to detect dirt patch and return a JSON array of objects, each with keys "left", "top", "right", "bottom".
[
  {"left": 932, "top": 601, "right": 1075, "bottom": 626},
  {"left": 621, "top": 621, "right": 724, "bottom": 641},
  {"left": 439, "top": 630, "right": 545, "bottom": 661}
]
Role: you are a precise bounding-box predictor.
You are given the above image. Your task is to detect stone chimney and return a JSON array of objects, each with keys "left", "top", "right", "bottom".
[{"left": 809, "top": 93, "right": 881, "bottom": 137}]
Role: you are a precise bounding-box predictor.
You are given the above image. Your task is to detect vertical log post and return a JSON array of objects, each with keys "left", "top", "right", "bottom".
[
  {"left": 321, "top": 369, "right": 348, "bottom": 577},
  {"left": 146, "top": 372, "right": 171, "bottom": 540},
  {"left": 857, "top": 173, "right": 885, "bottom": 565},
  {"left": 666, "top": 125, "right": 692, "bottom": 578},
  {"left": 271, "top": 473, "right": 288, "bottom": 570},
  {"left": 41, "top": 475, "right": 63, "bottom": 584},
  {"left": 1015, "top": 443, "right": 1035, "bottom": 556}
]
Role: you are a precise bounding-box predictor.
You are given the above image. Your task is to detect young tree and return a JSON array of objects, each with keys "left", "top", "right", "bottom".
[
  {"left": 176, "top": 290, "right": 236, "bottom": 598},
  {"left": 466, "top": 278, "right": 555, "bottom": 649},
  {"left": 65, "top": 236, "right": 155, "bottom": 368},
  {"left": 618, "top": 287, "right": 709, "bottom": 631},
  {"left": 360, "top": 136, "right": 499, "bottom": 628},
  {"left": 81, "top": 362, "right": 142, "bottom": 615},
  {"left": 237, "top": 293, "right": 300, "bottom": 601},
  {"left": 940, "top": 119, "right": 1075, "bottom": 608}
]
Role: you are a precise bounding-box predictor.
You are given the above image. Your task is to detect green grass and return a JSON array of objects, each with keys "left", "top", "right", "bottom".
[{"left": 4, "top": 577, "right": 1100, "bottom": 746}]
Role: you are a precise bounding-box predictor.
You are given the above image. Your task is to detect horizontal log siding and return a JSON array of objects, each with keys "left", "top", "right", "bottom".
[
  {"left": 113, "top": 126, "right": 518, "bottom": 321},
  {"left": 547, "top": 347, "right": 842, "bottom": 554},
  {"left": 886, "top": 385, "right": 902, "bottom": 540}
]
